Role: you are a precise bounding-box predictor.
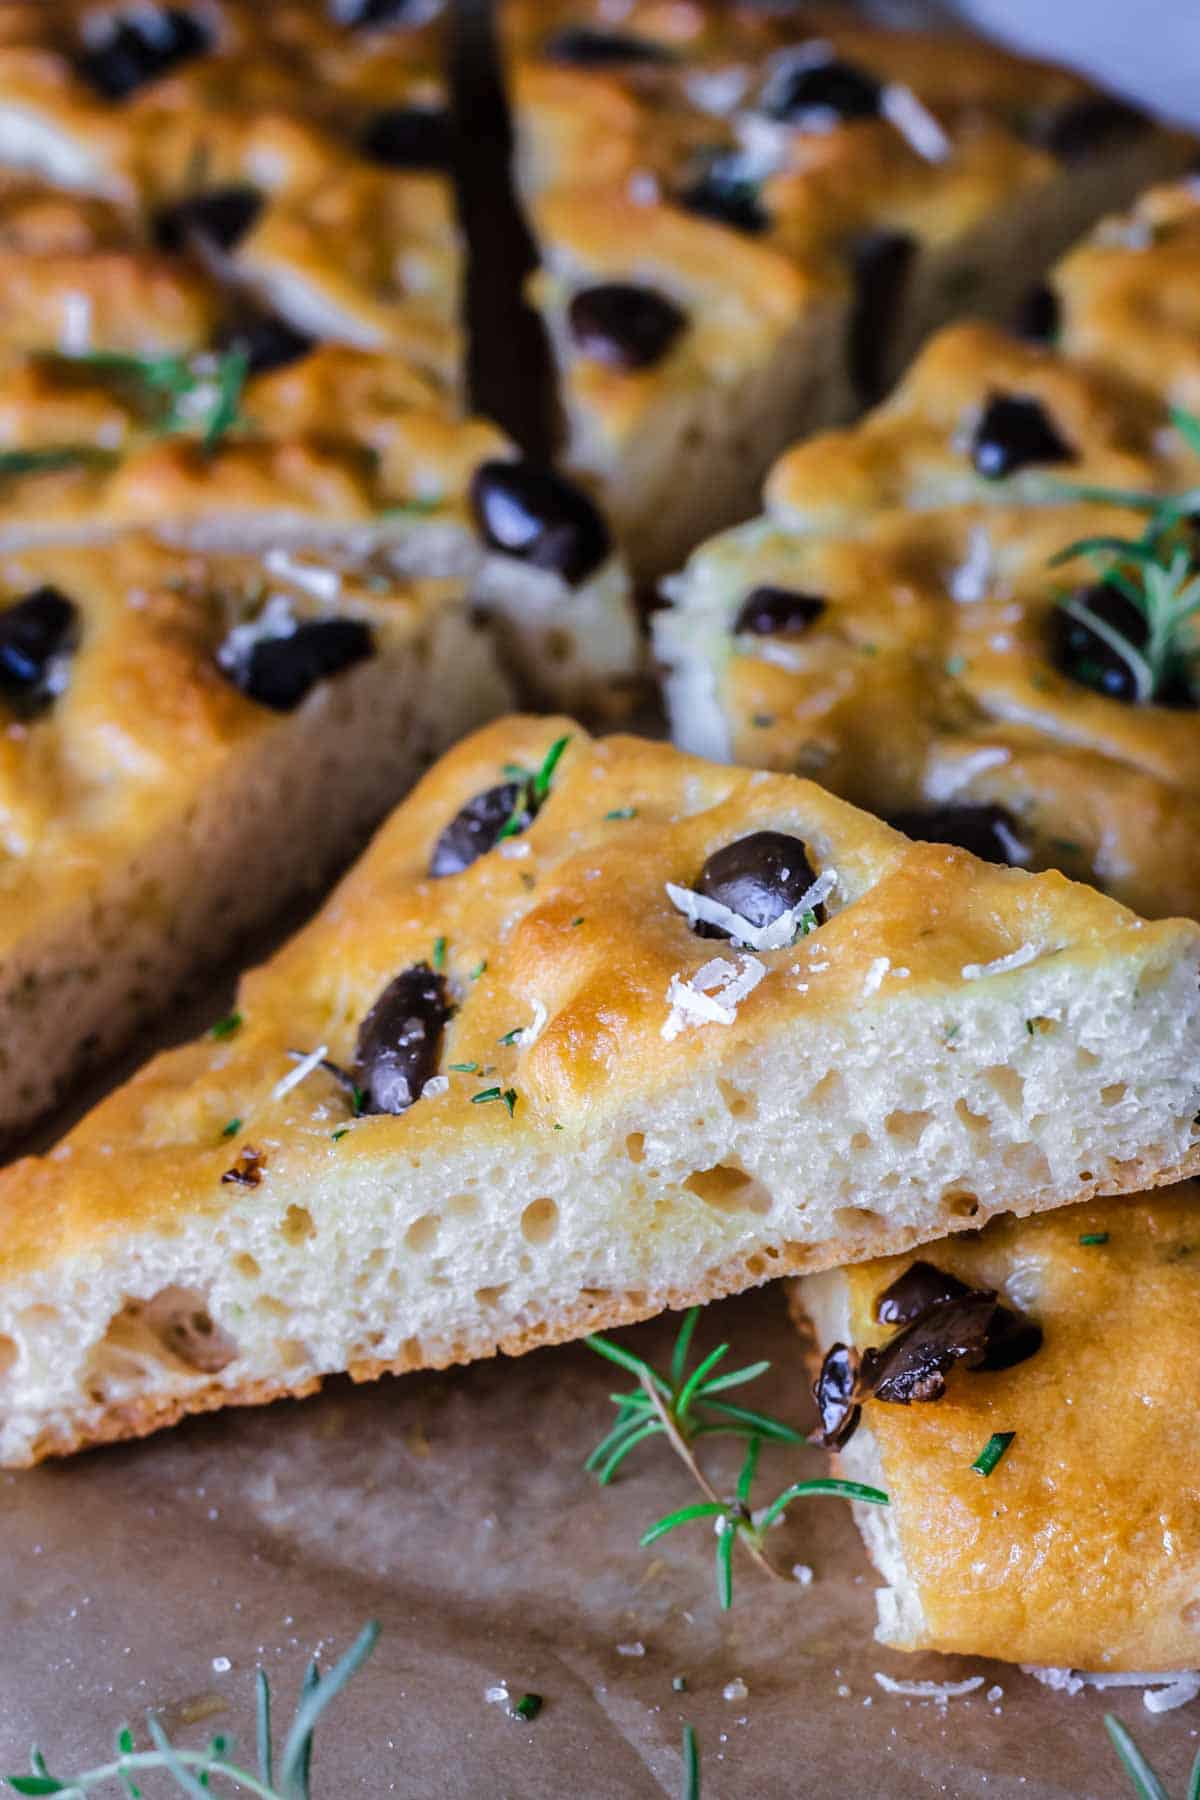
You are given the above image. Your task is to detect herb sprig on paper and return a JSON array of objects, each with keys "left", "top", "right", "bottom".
[
  {"left": 5, "top": 1620, "right": 379, "bottom": 1797},
  {"left": 1106, "top": 1712, "right": 1200, "bottom": 1800},
  {"left": 585, "top": 1308, "right": 887, "bottom": 1609}
]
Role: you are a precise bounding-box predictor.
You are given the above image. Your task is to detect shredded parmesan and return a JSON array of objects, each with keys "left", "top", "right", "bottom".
[
  {"left": 662, "top": 956, "right": 766, "bottom": 1042},
  {"left": 273, "top": 1044, "right": 329, "bottom": 1102},
  {"left": 874, "top": 1673, "right": 984, "bottom": 1702},
  {"left": 665, "top": 868, "right": 837, "bottom": 952},
  {"left": 949, "top": 526, "right": 995, "bottom": 603},
  {"left": 421, "top": 1075, "right": 449, "bottom": 1100},
  {"left": 217, "top": 594, "right": 298, "bottom": 673},
  {"left": 1022, "top": 1666, "right": 1200, "bottom": 1713},
  {"left": 881, "top": 83, "right": 951, "bottom": 162},
  {"left": 263, "top": 548, "right": 342, "bottom": 603},
  {"left": 862, "top": 956, "right": 890, "bottom": 996},
  {"left": 515, "top": 999, "right": 548, "bottom": 1047},
  {"left": 60, "top": 290, "right": 93, "bottom": 355},
  {"left": 961, "top": 943, "right": 1041, "bottom": 981}
]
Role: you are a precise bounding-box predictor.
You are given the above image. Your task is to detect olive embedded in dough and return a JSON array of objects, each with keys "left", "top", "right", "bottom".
[
  {"left": 1015, "top": 282, "right": 1061, "bottom": 345},
  {"left": 733, "top": 585, "right": 827, "bottom": 637},
  {"left": 677, "top": 155, "right": 769, "bottom": 235},
  {"left": 353, "top": 963, "right": 451, "bottom": 1115},
  {"left": 567, "top": 284, "right": 687, "bottom": 372},
  {"left": 1049, "top": 583, "right": 1193, "bottom": 705},
  {"left": 76, "top": 7, "right": 212, "bottom": 101},
  {"left": 759, "top": 53, "right": 883, "bottom": 125},
  {"left": 858, "top": 1290, "right": 998, "bottom": 1404},
  {"left": 694, "top": 830, "right": 822, "bottom": 938},
  {"left": 429, "top": 781, "right": 531, "bottom": 878},
  {"left": 977, "top": 1304, "right": 1044, "bottom": 1371},
  {"left": 469, "top": 460, "right": 611, "bottom": 586},
  {"left": 222, "top": 619, "right": 375, "bottom": 713},
  {"left": 0, "top": 586, "right": 80, "bottom": 717},
  {"left": 970, "top": 392, "right": 1077, "bottom": 480},
  {"left": 361, "top": 107, "right": 453, "bottom": 171}
]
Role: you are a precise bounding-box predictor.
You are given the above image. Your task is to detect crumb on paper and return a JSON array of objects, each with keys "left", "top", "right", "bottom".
[
  {"left": 616, "top": 1641, "right": 646, "bottom": 1658},
  {"left": 791, "top": 1563, "right": 814, "bottom": 1586},
  {"left": 723, "top": 1678, "right": 749, "bottom": 1702},
  {"left": 211, "top": 1656, "right": 231, "bottom": 1675}
]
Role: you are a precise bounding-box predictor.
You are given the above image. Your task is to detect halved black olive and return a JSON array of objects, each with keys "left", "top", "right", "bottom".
[
  {"left": 693, "top": 830, "right": 822, "bottom": 939},
  {"left": 567, "top": 283, "right": 686, "bottom": 371},
  {"left": 1015, "top": 282, "right": 1060, "bottom": 345},
  {"left": 469, "top": 460, "right": 611, "bottom": 587},
  {"left": 977, "top": 1304, "right": 1044, "bottom": 1372},
  {"left": 732, "top": 585, "right": 826, "bottom": 637},
  {"left": 353, "top": 963, "right": 450, "bottom": 1115},
  {"left": 848, "top": 229, "right": 917, "bottom": 406},
  {"left": 1028, "top": 96, "right": 1149, "bottom": 162},
  {"left": 678, "top": 156, "right": 769, "bottom": 235},
  {"left": 154, "top": 185, "right": 263, "bottom": 254},
  {"left": 760, "top": 53, "right": 883, "bottom": 126},
  {"left": 859, "top": 1290, "right": 998, "bottom": 1404},
  {"left": 545, "top": 26, "right": 675, "bottom": 66},
  {"left": 77, "top": 7, "right": 211, "bottom": 101},
  {"left": 0, "top": 586, "right": 80, "bottom": 717},
  {"left": 221, "top": 619, "right": 374, "bottom": 712},
  {"left": 886, "top": 804, "right": 1029, "bottom": 867},
  {"left": 361, "top": 107, "right": 453, "bottom": 170},
  {"left": 1048, "top": 582, "right": 1192, "bottom": 706},
  {"left": 874, "top": 1260, "right": 970, "bottom": 1326},
  {"left": 811, "top": 1342, "right": 862, "bottom": 1449},
  {"left": 216, "top": 310, "right": 316, "bottom": 377},
  {"left": 970, "top": 393, "right": 1077, "bottom": 480},
  {"left": 429, "top": 781, "right": 531, "bottom": 878}
]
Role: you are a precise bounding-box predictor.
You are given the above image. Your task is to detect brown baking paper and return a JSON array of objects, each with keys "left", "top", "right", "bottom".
[{"left": 2, "top": 1281, "right": 1196, "bottom": 1798}]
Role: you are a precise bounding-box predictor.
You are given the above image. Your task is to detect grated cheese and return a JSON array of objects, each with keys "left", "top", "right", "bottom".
[
  {"left": 263, "top": 548, "right": 342, "bottom": 603},
  {"left": 961, "top": 943, "right": 1041, "bottom": 981},
  {"left": 1022, "top": 1666, "right": 1200, "bottom": 1713},
  {"left": 881, "top": 83, "right": 951, "bottom": 162},
  {"left": 515, "top": 999, "right": 548, "bottom": 1047},
  {"left": 874, "top": 1673, "right": 985, "bottom": 1702},
  {"left": 662, "top": 956, "right": 766, "bottom": 1042},
  {"left": 272, "top": 1044, "right": 329, "bottom": 1103},
  {"left": 421, "top": 1075, "right": 449, "bottom": 1099},
  {"left": 862, "top": 956, "right": 890, "bottom": 996},
  {"left": 665, "top": 868, "right": 837, "bottom": 952}
]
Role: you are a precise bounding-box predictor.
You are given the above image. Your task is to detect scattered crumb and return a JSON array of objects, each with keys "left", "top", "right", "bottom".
[
  {"left": 791, "top": 1564, "right": 814, "bottom": 1587},
  {"left": 723, "top": 1678, "right": 749, "bottom": 1703},
  {"left": 616, "top": 1641, "right": 646, "bottom": 1658},
  {"left": 211, "top": 1656, "right": 231, "bottom": 1675}
]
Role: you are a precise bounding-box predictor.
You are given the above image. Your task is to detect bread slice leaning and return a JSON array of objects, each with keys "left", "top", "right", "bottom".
[
  {"left": 791, "top": 1184, "right": 1200, "bottom": 1673},
  {"left": 0, "top": 536, "right": 511, "bottom": 1142},
  {"left": 4, "top": 716, "right": 1200, "bottom": 1467}
]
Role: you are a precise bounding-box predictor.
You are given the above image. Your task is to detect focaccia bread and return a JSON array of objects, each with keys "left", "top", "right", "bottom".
[
  {"left": 3, "top": 716, "right": 1200, "bottom": 1466},
  {"left": 792, "top": 1184, "right": 1200, "bottom": 1671},
  {"left": 0, "top": 534, "right": 510, "bottom": 1139},
  {"left": 503, "top": 2, "right": 1195, "bottom": 574}
]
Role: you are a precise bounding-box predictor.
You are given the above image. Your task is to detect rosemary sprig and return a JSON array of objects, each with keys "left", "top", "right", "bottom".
[
  {"left": 1106, "top": 1713, "right": 1200, "bottom": 1800},
  {"left": 65, "top": 347, "right": 250, "bottom": 448},
  {"left": 6, "top": 1620, "right": 379, "bottom": 1797},
  {"left": 497, "top": 734, "right": 571, "bottom": 842},
  {"left": 586, "top": 1308, "right": 887, "bottom": 1608}
]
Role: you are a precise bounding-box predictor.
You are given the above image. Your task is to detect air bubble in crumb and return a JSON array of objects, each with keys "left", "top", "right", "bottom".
[
  {"left": 616, "top": 1642, "right": 645, "bottom": 1658},
  {"left": 212, "top": 1656, "right": 231, "bottom": 1674},
  {"left": 723, "top": 1678, "right": 748, "bottom": 1702}
]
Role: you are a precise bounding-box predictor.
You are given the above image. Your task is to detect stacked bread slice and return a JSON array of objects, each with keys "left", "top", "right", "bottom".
[{"left": 501, "top": 1, "right": 1196, "bottom": 574}]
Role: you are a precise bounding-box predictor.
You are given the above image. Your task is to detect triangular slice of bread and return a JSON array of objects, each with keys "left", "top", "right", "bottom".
[
  {"left": 790, "top": 1184, "right": 1200, "bottom": 1672},
  {"left": 4, "top": 716, "right": 1200, "bottom": 1466}
]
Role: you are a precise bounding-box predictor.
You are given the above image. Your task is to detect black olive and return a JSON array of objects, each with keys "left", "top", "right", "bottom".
[
  {"left": 221, "top": 618, "right": 374, "bottom": 712},
  {"left": 469, "top": 460, "right": 611, "bottom": 587},
  {"left": 970, "top": 392, "right": 1077, "bottom": 480},
  {"left": 353, "top": 963, "right": 450, "bottom": 1115},
  {"left": 976, "top": 1304, "right": 1043, "bottom": 1372},
  {"left": 154, "top": 185, "right": 263, "bottom": 254},
  {"left": 340, "top": 0, "right": 427, "bottom": 28},
  {"left": 545, "top": 26, "right": 675, "bottom": 66},
  {"left": 693, "top": 830, "right": 822, "bottom": 939},
  {"left": 1048, "top": 583, "right": 1181, "bottom": 705},
  {"left": 886, "top": 804, "right": 1029, "bottom": 867},
  {"left": 567, "top": 283, "right": 687, "bottom": 371},
  {"left": 1028, "top": 96, "right": 1149, "bottom": 162},
  {"left": 847, "top": 229, "right": 916, "bottom": 406},
  {"left": 429, "top": 781, "right": 531, "bottom": 877},
  {"left": 77, "top": 7, "right": 211, "bottom": 101},
  {"left": 361, "top": 107, "right": 453, "bottom": 170},
  {"left": 811, "top": 1342, "right": 862, "bottom": 1449},
  {"left": 1015, "top": 282, "right": 1060, "bottom": 345},
  {"left": 859, "top": 1290, "right": 998, "bottom": 1405},
  {"left": 678, "top": 156, "right": 769, "bottom": 235},
  {"left": 0, "top": 586, "right": 80, "bottom": 717},
  {"left": 732, "top": 585, "right": 826, "bottom": 636},
  {"left": 760, "top": 53, "right": 883, "bottom": 126},
  {"left": 874, "top": 1260, "right": 971, "bottom": 1326},
  {"left": 216, "top": 309, "right": 316, "bottom": 377}
]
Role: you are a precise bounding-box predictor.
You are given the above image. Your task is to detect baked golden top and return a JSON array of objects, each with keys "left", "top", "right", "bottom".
[
  {"left": 1, "top": 713, "right": 1195, "bottom": 1282},
  {"left": 0, "top": 534, "right": 453, "bottom": 939},
  {"left": 827, "top": 1184, "right": 1200, "bottom": 1670}
]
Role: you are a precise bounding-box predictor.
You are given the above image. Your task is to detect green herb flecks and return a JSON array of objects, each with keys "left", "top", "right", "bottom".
[
  {"left": 497, "top": 735, "right": 572, "bottom": 844},
  {"left": 448, "top": 1061, "right": 478, "bottom": 1073},
  {"left": 0, "top": 447, "right": 96, "bottom": 477},
  {"left": 1079, "top": 1231, "right": 1110, "bottom": 1246},
  {"left": 432, "top": 935, "right": 447, "bottom": 971},
  {"left": 605, "top": 807, "right": 637, "bottom": 821},
  {"left": 210, "top": 1011, "right": 242, "bottom": 1040},
  {"left": 971, "top": 1431, "right": 1015, "bottom": 1477},
  {"left": 472, "top": 1086, "right": 517, "bottom": 1116},
  {"left": 586, "top": 1308, "right": 885, "bottom": 1609},
  {"left": 69, "top": 346, "right": 251, "bottom": 450},
  {"left": 220, "top": 1117, "right": 242, "bottom": 1139},
  {"left": 5, "top": 1620, "right": 379, "bottom": 1798}
]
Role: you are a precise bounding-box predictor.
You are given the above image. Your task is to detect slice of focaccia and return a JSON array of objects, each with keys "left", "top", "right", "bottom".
[
  {"left": 4, "top": 716, "right": 1200, "bottom": 1467},
  {"left": 0, "top": 535, "right": 510, "bottom": 1141},
  {"left": 791, "top": 1184, "right": 1200, "bottom": 1672}
]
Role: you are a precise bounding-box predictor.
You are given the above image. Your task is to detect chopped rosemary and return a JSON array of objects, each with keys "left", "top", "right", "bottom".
[
  {"left": 512, "top": 1693, "right": 543, "bottom": 1722},
  {"left": 971, "top": 1431, "right": 1015, "bottom": 1477},
  {"left": 0, "top": 447, "right": 93, "bottom": 476},
  {"left": 586, "top": 1309, "right": 885, "bottom": 1608},
  {"left": 432, "top": 935, "right": 447, "bottom": 971},
  {"left": 470, "top": 959, "right": 487, "bottom": 981},
  {"left": 211, "top": 1010, "right": 242, "bottom": 1040},
  {"left": 1105, "top": 1712, "right": 1200, "bottom": 1800},
  {"left": 203, "top": 345, "right": 249, "bottom": 453},
  {"left": 681, "top": 1724, "right": 701, "bottom": 1800},
  {"left": 331, "top": 1126, "right": 350, "bottom": 1142},
  {"left": 448, "top": 1061, "right": 478, "bottom": 1073},
  {"left": 605, "top": 806, "right": 637, "bottom": 820},
  {"left": 571, "top": 916, "right": 585, "bottom": 927},
  {"left": 350, "top": 1083, "right": 366, "bottom": 1117},
  {"left": 1079, "top": 1231, "right": 1110, "bottom": 1246},
  {"left": 220, "top": 1117, "right": 242, "bottom": 1139},
  {"left": 472, "top": 1086, "right": 517, "bottom": 1115},
  {"left": 5, "top": 1619, "right": 380, "bottom": 1798}
]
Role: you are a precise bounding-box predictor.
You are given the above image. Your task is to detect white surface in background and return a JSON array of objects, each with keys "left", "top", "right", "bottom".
[{"left": 955, "top": 0, "right": 1200, "bottom": 126}]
